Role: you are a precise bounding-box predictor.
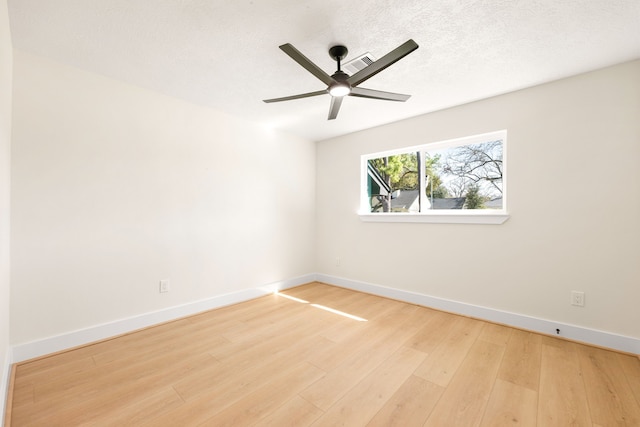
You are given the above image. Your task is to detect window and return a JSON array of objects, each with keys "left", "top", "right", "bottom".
[{"left": 360, "top": 130, "right": 508, "bottom": 224}]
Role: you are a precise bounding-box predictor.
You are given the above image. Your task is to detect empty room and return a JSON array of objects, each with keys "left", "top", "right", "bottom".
[{"left": 1, "top": 0, "right": 639, "bottom": 425}]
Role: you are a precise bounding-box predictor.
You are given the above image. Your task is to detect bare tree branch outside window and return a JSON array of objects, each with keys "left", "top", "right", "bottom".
[{"left": 441, "top": 140, "right": 503, "bottom": 200}]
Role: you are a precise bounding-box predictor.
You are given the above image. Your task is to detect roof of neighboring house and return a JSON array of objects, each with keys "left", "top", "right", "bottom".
[
  {"left": 430, "top": 197, "right": 466, "bottom": 209},
  {"left": 484, "top": 197, "right": 503, "bottom": 209},
  {"left": 391, "top": 192, "right": 468, "bottom": 211},
  {"left": 391, "top": 190, "right": 419, "bottom": 212}
]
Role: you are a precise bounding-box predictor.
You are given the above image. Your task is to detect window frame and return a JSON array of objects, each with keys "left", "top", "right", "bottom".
[{"left": 359, "top": 130, "right": 509, "bottom": 224}]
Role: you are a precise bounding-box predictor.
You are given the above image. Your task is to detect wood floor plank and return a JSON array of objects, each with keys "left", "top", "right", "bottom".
[
  {"left": 366, "top": 375, "right": 444, "bottom": 427},
  {"left": 253, "top": 395, "right": 324, "bottom": 427},
  {"left": 284, "top": 284, "right": 381, "bottom": 321},
  {"left": 311, "top": 346, "right": 427, "bottom": 426},
  {"left": 32, "top": 332, "right": 227, "bottom": 403},
  {"left": 304, "top": 321, "right": 380, "bottom": 373},
  {"left": 480, "top": 378, "right": 538, "bottom": 427},
  {"left": 8, "top": 282, "right": 640, "bottom": 426},
  {"left": 174, "top": 318, "right": 329, "bottom": 402},
  {"left": 239, "top": 297, "right": 318, "bottom": 332},
  {"left": 304, "top": 302, "right": 418, "bottom": 373},
  {"left": 299, "top": 286, "right": 388, "bottom": 343},
  {"left": 215, "top": 318, "right": 266, "bottom": 343},
  {"left": 13, "top": 352, "right": 216, "bottom": 425},
  {"left": 407, "top": 309, "right": 458, "bottom": 354},
  {"left": 75, "top": 386, "right": 184, "bottom": 426},
  {"left": 617, "top": 353, "right": 640, "bottom": 407},
  {"left": 497, "top": 329, "right": 542, "bottom": 391},
  {"left": 14, "top": 354, "right": 96, "bottom": 385},
  {"left": 537, "top": 341, "right": 592, "bottom": 426},
  {"left": 142, "top": 328, "right": 332, "bottom": 425},
  {"left": 300, "top": 305, "right": 426, "bottom": 410},
  {"left": 577, "top": 344, "right": 640, "bottom": 426},
  {"left": 313, "top": 297, "right": 399, "bottom": 345},
  {"left": 478, "top": 322, "right": 513, "bottom": 346},
  {"left": 89, "top": 321, "right": 215, "bottom": 365},
  {"left": 282, "top": 282, "right": 345, "bottom": 301},
  {"left": 343, "top": 294, "right": 402, "bottom": 321},
  {"left": 205, "top": 302, "right": 334, "bottom": 363},
  {"left": 15, "top": 367, "right": 189, "bottom": 426},
  {"left": 424, "top": 339, "right": 505, "bottom": 426},
  {"left": 200, "top": 361, "right": 325, "bottom": 426},
  {"left": 414, "top": 315, "right": 484, "bottom": 387},
  {"left": 7, "top": 380, "right": 34, "bottom": 410}
]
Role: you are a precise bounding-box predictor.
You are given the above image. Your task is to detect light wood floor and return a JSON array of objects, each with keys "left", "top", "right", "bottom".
[{"left": 6, "top": 282, "right": 640, "bottom": 426}]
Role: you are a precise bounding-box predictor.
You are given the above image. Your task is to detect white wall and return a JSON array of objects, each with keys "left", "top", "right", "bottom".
[
  {"left": 10, "top": 51, "right": 316, "bottom": 345},
  {"left": 6, "top": 47, "right": 639, "bottom": 358},
  {"left": 0, "top": 0, "right": 12, "bottom": 419},
  {"left": 316, "top": 60, "right": 640, "bottom": 340}
]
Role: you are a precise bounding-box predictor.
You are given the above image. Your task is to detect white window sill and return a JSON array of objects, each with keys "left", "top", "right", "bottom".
[{"left": 358, "top": 212, "right": 510, "bottom": 224}]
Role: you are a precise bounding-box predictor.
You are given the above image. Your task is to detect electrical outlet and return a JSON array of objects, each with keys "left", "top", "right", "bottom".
[
  {"left": 336, "top": 257, "right": 341, "bottom": 267},
  {"left": 571, "top": 291, "right": 584, "bottom": 307},
  {"left": 159, "top": 279, "right": 170, "bottom": 293}
]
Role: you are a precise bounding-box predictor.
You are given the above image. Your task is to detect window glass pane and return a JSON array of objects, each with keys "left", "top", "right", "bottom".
[
  {"left": 367, "top": 152, "right": 419, "bottom": 213},
  {"left": 424, "top": 139, "right": 503, "bottom": 210}
]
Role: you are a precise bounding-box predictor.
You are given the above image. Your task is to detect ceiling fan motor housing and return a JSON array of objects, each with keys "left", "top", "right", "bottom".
[{"left": 328, "top": 71, "right": 351, "bottom": 96}]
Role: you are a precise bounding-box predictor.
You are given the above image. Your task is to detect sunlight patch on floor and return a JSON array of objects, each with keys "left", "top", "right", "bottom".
[
  {"left": 275, "top": 291, "right": 367, "bottom": 321},
  {"left": 275, "top": 292, "right": 309, "bottom": 304},
  {"left": 310, "top": 304, "right": 367, "bottom": 321}
]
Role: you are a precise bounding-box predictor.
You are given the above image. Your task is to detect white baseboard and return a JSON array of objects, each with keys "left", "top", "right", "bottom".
[
  {"left": 1, "top": 347, "right": 12, "bottom": 425},
  {"left": 316, "top": 273, "right": 640, "bottom": 355},
  {"left": 11, "top": 274, "right": 315, "bottom": 363},
  {"left": 9, "top": 272, "right": 638, "bottom": 364}
]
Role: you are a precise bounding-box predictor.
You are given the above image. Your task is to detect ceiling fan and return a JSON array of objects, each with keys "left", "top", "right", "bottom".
[{"left": 263, "top": 39, "right": 419, "bottom": 120}]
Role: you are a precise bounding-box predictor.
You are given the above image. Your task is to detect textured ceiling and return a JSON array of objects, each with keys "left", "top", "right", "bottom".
[{"left": 7, "top": 0, "right": 640, "bottom": 141}]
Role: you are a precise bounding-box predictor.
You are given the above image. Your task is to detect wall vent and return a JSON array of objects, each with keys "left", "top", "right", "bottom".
[{"left": 342, "top": 52, "right": 376, "bottom": 75}]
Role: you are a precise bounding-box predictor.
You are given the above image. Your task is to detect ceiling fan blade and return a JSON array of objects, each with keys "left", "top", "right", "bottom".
[
  {"left": 349, "top": 87, "right": 411, "bottom": 102},
  {"left": 263, "top": 90, "right": 327, "bottom": 103},
  {"left": 279, "top": 43, "right": 335, "bottom": 86},
  {"left": 327, "top": 96, "right": 344, "bottom": 120},
  {"left": 347, "top": 39, "right": 419, "bottom": 87}
]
